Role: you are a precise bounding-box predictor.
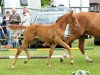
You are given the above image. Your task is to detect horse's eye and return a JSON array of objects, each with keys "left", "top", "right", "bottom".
[{"left": 72, "top": 17, "right": 75, "bottom": 20}]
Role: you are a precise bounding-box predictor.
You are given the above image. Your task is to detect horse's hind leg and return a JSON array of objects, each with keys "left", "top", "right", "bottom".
[
  {"left": 24, "top": 48, "right": 30, "bottom": 64},
  {"left": 79, "top": 35, "right": 93, "bottom": 62},
  {"left": 46, "top": 43, "right": 56, "bottom": 67},
  {"left": 23, "top": 36, "right": 38, "bottom": 64},
  {"left": 11, "top": 47, "right": 22, "bottom": 70}
]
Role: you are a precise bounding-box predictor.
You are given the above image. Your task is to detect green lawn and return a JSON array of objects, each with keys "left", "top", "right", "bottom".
[{"left": 0, "top": 38, "right": 100, "bottom": 75}]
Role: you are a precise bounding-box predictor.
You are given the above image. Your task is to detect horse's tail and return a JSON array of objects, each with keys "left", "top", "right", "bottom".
[{"left": 7, "top": 24, "right": 27, "bottom": 30}]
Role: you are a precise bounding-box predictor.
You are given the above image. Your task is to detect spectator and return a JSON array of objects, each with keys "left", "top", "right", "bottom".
[
  {"left": 18, "top": 7, "right": 31, "bottom": 46},
  {"left": 8, "top": 8, "right": 21, "bottom": 48},
  {"left": 0, "top": 25, "right": 5, "bottom": 45},
  {"left": 21, "top": 7, "right": 31, "bottom": 26},
  {"left": 2, "top": 11, "right": 10, "bottom": 35},
  {"left": 9, "top": 8, "right": 21, "bottom": 24}
]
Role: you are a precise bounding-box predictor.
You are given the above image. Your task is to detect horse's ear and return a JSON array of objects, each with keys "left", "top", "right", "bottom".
[
  {"left": 69, "top": 9, "right": 74, "bottom": 15},
  {"left": 71, "top": 10, "right": 73, "bottom": 13}
]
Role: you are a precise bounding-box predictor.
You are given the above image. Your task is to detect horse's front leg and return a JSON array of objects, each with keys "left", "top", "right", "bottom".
[
  {"left": 79, "top": 35, "right": 93, "bottom": 62},
  {"left": 60, "top": 43, "right": 72, "bottom": 62},
  {"left": 11, "top": 48, "right": 22, "bottom": 70},
  {"left": 61, "top": 34, "right": 80, "bottom": 63},
  {"left": 46, "top": 43, "right": 56, "bottom": 67},
  {"left": 55, "top": 37, "right": 74, "bottom": 65}
]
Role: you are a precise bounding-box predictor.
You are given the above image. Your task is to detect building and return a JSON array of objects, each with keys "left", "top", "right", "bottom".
[
  {"left": 50, "top": 0, "right": 90, "bottom": 13},
  {"left": 89, "top": 0, "right": 100, "bottom": 12}
]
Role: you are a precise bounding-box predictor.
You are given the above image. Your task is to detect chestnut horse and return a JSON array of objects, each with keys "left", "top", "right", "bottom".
[
  {"left": 45, "top": 12, "right": 97, "bottom": 62},
  {"left": 8, "top": 11, "right": 79, "bottom": 69},
  {"left": 62, "top": 12, "right": 100, "bottom": 62}
]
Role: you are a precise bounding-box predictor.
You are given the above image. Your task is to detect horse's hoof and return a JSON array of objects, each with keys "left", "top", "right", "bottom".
[
  {"left": 86, "top": 59, "right": 93, "bottom": 62},
  {"left": 46, "top": 61, "right": 50, "bottom": 65},
  {"left": 60, "top": 58, "right": 63, "bottom": 62},
  {"left": 48, "top": 65, "right": 51, "bottom": 68},
  {"left": 24, "top": 61, "right": 27, "bottom": 64},
  {"left": 11, "top": 66, "right": 15, "bottom": 70},
  {"left": 71, "top": 62, "right": 74, "bottom": 65}
]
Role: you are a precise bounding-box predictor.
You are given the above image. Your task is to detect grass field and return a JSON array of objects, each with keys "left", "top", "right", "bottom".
[{"left": 0, "top": 38, "right": 100, "bottom": 75}]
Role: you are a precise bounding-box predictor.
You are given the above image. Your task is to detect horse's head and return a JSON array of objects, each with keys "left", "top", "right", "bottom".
[
  {"left": 56, "top": 11, "right": 79, "bottom": 30},
  {"left": 66, "top": 11, "right": 80, "bottom": 29}
]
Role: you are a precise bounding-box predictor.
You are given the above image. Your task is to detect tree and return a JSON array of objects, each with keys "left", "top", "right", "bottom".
[{"left": 41, "top": 0, "right": 50, "bottom": 6}]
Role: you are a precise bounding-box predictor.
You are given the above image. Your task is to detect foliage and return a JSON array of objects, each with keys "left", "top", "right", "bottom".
[{"left": 41, "top": 0, "right": 50, "bottom": 6}]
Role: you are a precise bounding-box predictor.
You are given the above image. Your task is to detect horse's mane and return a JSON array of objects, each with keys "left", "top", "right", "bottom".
[
  {"left": 56, "top": 15, "right": 63, "bottom": 23},
  {"left": 56, "top": 14, "right": 66, "bottom": 23}
]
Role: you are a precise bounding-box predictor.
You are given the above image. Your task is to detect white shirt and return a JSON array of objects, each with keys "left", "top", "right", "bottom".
[{"left": 22, "top": 12, "right": 31, "bottom": 26}]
